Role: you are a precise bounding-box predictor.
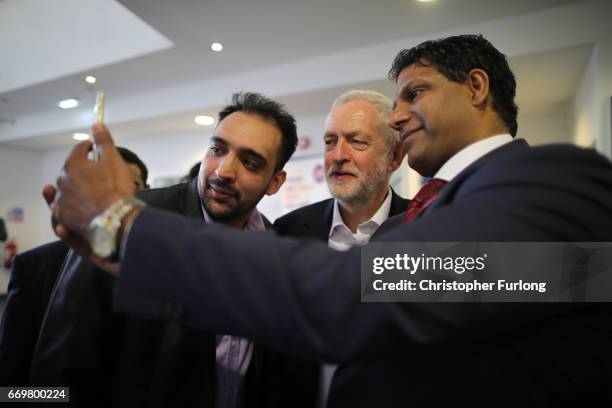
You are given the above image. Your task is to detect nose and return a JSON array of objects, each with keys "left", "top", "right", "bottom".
[
  {"left": 388, "top": 106, "right": 410, "bottom": 131},
  {"left": 215, "top": 154, "right": 237, "bottom": 181},
  {"left": 331, "top": 138, "right": 351, "bottom": 163}
]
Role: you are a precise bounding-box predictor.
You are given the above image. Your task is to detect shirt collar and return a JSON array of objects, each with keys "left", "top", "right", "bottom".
[
  {"left": 434, "top": 134, "right": 514, "bottom": 182},
  {"left": 329, "top": 188, "right": 393, "bottom": 238},
  {"left": 201, "top": 201, "right": 265, "bottom": 232}
]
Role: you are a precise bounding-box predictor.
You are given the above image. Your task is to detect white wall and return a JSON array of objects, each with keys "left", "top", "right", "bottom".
[
  {"left": 520, "top": 106, "right": 573, "bottom": 146},
  {"left": 573, "top": 46, "right": 599, "bottom": 149},
  {"left": 572, "top": 24, "right": 612, "bottom": 157},
  {"left": 0, "top": 146, "right": 48, "bottom": 253},
  {"left": 596, "top": 32, "right": 612, "bottom": 157}
]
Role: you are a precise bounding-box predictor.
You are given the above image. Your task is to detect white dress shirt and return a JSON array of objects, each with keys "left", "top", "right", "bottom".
[
  {"left": 328, "top": 188, "right": 393, "bottom": 251},
  {"left": 321, "top": 188, "right": 394, "bottom": 407},
  {"left": 434, "top": 134, "right": 514, "bottom": 182}
]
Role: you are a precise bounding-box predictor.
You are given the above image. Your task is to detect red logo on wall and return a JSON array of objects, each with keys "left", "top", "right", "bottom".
[
  {"left": 313, "top": 164, "right": 325, "bottom": 183},
  {"left": 298, "top": 136, "right": 311, "bottom": 150}
]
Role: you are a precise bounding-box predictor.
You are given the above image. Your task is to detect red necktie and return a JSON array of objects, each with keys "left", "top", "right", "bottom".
[{"left": 402, "top": 178, "right": 447, "bottom": 223}]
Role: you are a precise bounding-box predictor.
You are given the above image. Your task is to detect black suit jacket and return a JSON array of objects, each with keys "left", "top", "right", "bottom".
[
  {"left": 0, "top": 241, "right": 68, "bottom": 385},
  {"left": 329, "top": 138, "right": 612, "bottom": 407},
  {"left": 31, "top": 179, "right": 317, "bottom": 407},
  {"left": 273, "top": 189, "right": 409, "bottom": 241},
  {"left": 273, "top": 190, "right": 408, "bottom": 407},
  {"left": 113, "top": 140, "right": 612, "bottom": 407}
]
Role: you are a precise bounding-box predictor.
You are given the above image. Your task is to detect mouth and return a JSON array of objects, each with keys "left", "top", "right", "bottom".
[
  {"left": 400, "top": 127, "right": 423, "bottom": 144},
  {"left": 329, "top": 170, "right": 357, "bottom": 180},
  {"left": 208, "top": 184, "right": 237, "bottom": 200}
]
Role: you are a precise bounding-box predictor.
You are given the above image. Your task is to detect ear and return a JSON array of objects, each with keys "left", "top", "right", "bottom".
[
  {"left": 265, "top": 170, "right": 286, "bottom": 196},
  {"left": 466, "top": 68, "right": 490, "bottom": 108},
  {"left": 386, "top": 139, "right": 405, "bottom": 173}
]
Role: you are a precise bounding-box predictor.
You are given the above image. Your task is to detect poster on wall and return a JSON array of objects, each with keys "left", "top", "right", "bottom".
[
  {"left": 280, "top": 155, "right": 330, "bottom": 214},
  {"left": 5, "top": 207, "right": 24, "bottom": 223}
]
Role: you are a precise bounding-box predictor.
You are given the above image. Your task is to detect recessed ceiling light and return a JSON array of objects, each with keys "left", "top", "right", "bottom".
[
  {"left": 416, "top": 0, "right": 435, "bottom": 2},
  {"left": 73, "top": 133, "right": 90, "bottom": 141},
  {"left": 210, "top": 42, "right": 223, "bottom": 52},
  {"left": 58, "top": 98, "right": 79, "bottom": 109},
  {"left": 195, "top": 115, "right": 215, "bottom": 126},
  {"left": 85, "top": 75, "right": 97, "bottom": 84}
]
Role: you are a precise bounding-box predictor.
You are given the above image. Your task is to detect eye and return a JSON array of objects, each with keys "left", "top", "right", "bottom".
[
  {"left": 209, "top": 145, "right": 222, "bottom": 155},
  {"left": 241, "top": 157, "right": 264, "bottom": 171},
  {"left": 242, "top": 159, "right": 256, "bottom": 169},
  {"left": 351, "top": 139, "right": 368, "bottom": 150},
  {"left": 407, "top": 88, "right": 423, "bottom": 102},
  {"left": 324, "top": 138, "right": 337, "bottom": 150}
]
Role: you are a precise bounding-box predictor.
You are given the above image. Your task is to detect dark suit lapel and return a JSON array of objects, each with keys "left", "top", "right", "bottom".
[
  {"left": 388, "top": 188, "right": 410, "bottom": 217},
  {"left": 179, "top": 178, "right": 204, "bottom": 219},
  {"left": 301, "top": 198, "right": 334, "bottom": 240},
  {"left": 321, "top": 199, "right": 334, "bottom": 235},
  {"left": 262, "top": 217, "right": 273, "bottom": 230},
  {"left": 426, "top": 139, "right": 529, "bottom": 213}
]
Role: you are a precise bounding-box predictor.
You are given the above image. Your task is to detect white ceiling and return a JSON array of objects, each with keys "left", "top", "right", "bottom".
[
  {"left": 5, "top": 43, "right": 593, "bottom": 151},
  {"left": 0, "top": 0, "right": 607, "bottom": 151},
  {"left": 0, "top": 0, "right": 173, "bottom": 94}
]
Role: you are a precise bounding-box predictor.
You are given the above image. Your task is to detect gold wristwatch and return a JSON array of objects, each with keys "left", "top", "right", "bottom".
[{"left": 88, "top": 197, "right": 146, "bottom": 259}]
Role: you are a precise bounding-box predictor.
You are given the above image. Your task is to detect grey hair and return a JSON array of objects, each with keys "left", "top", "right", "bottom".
[{"left": 331, "top": 90, "right": 399, "bottom": 154}]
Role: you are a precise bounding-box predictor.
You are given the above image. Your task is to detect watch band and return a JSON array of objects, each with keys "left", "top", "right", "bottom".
[{"left": 89, "top": 196, "right": 146, "bottom": 259}]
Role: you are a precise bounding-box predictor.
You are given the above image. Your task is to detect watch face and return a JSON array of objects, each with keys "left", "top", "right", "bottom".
[{"left": 91, "top": 225, "right": 114, "bottom": 258}]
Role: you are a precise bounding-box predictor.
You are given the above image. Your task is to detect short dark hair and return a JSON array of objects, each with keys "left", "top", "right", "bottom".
[
  {"left": 388, "top": 34, "right": 518, "bottom": 136},
  {"left": 117, "top": 146, "right": 148, "bottom": 185},
  {"left": 218, "top": 92, "right": 298, "bottom": 171}
]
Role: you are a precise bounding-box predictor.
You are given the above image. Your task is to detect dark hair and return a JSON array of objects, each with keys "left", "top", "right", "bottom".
[
  {"left": 117, "top": 146, "right": 148, "bottom": 185},
  {"left": 388, "top": 34, "right": 518, "bottom": 136},
  {"left": 218, "top": 92, "right": 297, "bottom": 171}
]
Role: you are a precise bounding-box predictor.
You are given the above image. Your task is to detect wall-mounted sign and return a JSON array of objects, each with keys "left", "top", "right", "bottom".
[
  {"left": 5, "top": 207, "right": 24, "bottom": 223},
  {"left": 280, "top": 156, "right": 329, "bottom": 213}
]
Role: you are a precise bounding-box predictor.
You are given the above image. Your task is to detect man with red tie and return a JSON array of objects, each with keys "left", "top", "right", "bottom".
[
  {"left": 47, "top": 35, "right": 612, "bottom": 407},
  {"left": 372, "top": 34, "right": 520, "bottom": 235}
]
